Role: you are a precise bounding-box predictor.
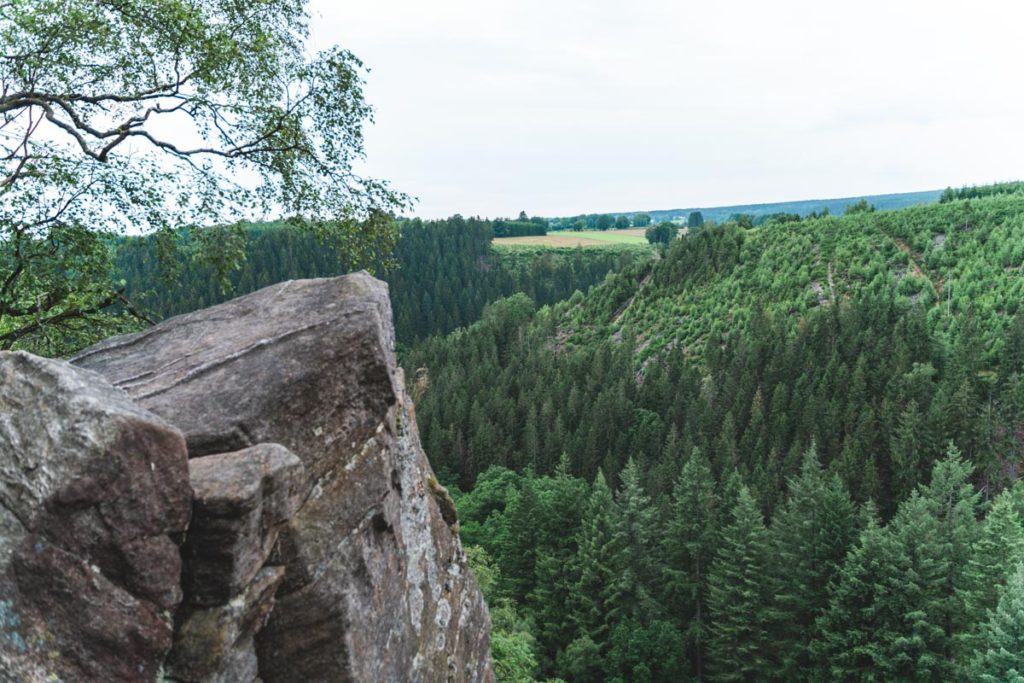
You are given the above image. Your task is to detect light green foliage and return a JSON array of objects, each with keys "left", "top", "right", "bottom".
[
  {"left": 1, "top": 0, "right": 406, "bottom": 353},
  {"left": 968, "top": 563, "right": 1024, "bottom": 683},
  {"left": 465, "top": 545, "right": 541, "bottom": 682},
  {"left": 611, "top": 196, "right": 1024, "bottom": 364}
]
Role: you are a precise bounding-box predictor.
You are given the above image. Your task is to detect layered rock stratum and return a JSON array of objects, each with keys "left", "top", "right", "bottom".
[{"left": 0, "top": 273, "right": 491, "bottom": 682}]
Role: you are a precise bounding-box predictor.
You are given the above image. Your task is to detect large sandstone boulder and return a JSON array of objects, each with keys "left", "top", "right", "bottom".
[
  {"left": 0, "top": 352, "right": 191, "bottom": 682},
  {"left": 74, "top": 273, "right": 493, "bottom": 682}
]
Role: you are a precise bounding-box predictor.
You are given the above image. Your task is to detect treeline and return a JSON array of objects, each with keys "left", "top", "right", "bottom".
[
  {"left": 940, "top": 181, "right": 1024, "bottom": 203},
  {"left": 460, "top": 447, "right": 1024, "bottom": 682},
  {"left": 494, "top": 213, "right": 548, "bottom": 238},
  {"left": 115, "top": 216, "right": 642, "bottom": 344}
]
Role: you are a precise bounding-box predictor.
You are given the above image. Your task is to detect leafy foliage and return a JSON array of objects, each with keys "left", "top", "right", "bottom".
[{"left": 1, "top": 0, "right": 407, "bottom": 353}]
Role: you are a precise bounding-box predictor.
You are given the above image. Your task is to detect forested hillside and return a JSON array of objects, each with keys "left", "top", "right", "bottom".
[
  {"left": 407, "top": 192, "right": 1024, "bottom": 681},
  {"left": 115, "top": 216, "right": 644, "bottom": 344}
]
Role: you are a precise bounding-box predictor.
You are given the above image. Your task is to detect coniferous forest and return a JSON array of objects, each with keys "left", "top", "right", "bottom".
[
  {"left": 403, "top": 191, "right": 1024, "bottom": 682},
  {"left": 115, "top": 216, "right": 642, "bottom": 345}
]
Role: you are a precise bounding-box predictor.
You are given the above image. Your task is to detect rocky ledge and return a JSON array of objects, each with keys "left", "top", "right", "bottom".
[{"left": 0, "top": 273, "right": 492, "bottom": 682}]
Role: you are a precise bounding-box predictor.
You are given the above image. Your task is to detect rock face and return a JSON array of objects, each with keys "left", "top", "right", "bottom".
[
  {"left": 74, "top": 273, "right": 493, "bottom": 682},
  {"left": 0, "top": 352, "right": 191, "bottom": 682},
  {"left": 182, "top": 444, "right": 304, "bottom": 607}
]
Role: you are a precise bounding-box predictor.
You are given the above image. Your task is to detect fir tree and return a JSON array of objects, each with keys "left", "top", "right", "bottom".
[
  {"left": 768, "top": 444, "right": 858, "bottom": 678},
  {"left": 568, "top": 470, "right": 617, "bottom": 659},
  {"left": 968, "top": 563, "right": 1024, "bottom": 683},
  {"left": 662, "top": 447, "right": 718, "bottom": 681},
  {"left": 707, "top": 485, "right": 771, "bottom": 682},
  {"left": 958, "top": 488, "right": 1024, "bottom": 655}
]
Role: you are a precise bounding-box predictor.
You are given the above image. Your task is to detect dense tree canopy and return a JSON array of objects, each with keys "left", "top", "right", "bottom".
[{"left": 414, "top": 191, "right": 1024, "bottom": 680}]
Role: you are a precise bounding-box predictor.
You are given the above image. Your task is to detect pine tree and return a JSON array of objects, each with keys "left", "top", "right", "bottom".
[
  {"left": 882, "top": 493, "right": 950, "bottom": 681},
  {"left": 917, "top": 443, "right": 982, "bottom": 664},
  {"left": 501, "top": 478, "right": 540, "bottom": 604},
  {"left": 527, "top": 455, "right": 589, "bottom": 672},
  {"left": 813, "top": 508, "right": 895, "bottom": 680},
  {"left": 768, "top": 445, "right": 858, "bottom": 679},
  {"left": 968, "top": 563, "right": 1024, "bottom": 683},
  {"left": 569, "top": 470, "right": 617, "bottom": 658},
  {"left": 606, "top": 458, "right": 659, "bottom": 625},
  {"left": 889, "top": 399, "right": 925, "bottom": 507},
  {"left": 706, "top": 485, "right": 771, "bottom": 682},
  {"left": 662, "top": 447, "right": 718, "bottom": 681},
  {"left": 958, "top": 488, "right": 1024, "bottom": 656}
]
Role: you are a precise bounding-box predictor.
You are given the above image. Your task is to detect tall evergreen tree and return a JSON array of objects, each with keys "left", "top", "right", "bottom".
[
  {"left": 527, "top": 455, "right": 589, "bottom": 673},
  {"left": 606, "top": 458, "right": 660, "bottom": 625},
  {"left": 813, "top": 507, "right": 894, "bottom": 680},
  {"left": 662, "top": 447, "right": 719, "bottom": 681},
  {"left": 958, "top": 487, "right": 1024, "bottom": 655},
  {"left": 917, "top": 444, "right": 982, "bottom": 664},
  {"left": 567, "top": 471, "right": 618, "bottom": 663},
  {"left": 707, "top": 486, "right": 771, "bottom": 682},
  {"left": 768, "top": 445, "right": 858, "bottom": 679},
  {"left": 968, "top": 563, "right": 1024, "bottom": 683}
]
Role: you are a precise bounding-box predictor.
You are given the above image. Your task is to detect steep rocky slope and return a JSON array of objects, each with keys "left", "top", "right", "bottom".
[{"left": 0, "top": 272, "right": 491, "bottom": 681}]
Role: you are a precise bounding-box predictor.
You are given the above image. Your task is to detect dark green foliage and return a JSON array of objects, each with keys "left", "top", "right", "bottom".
[
  {"left": 426, "top": 189, "right": 1024, "bottom": 681},
  {"left": 644, "top": 223, "right": 675, "bottom": 245},
  {"left": 767, "top": 446, "right": 858, "bottom": 678},
  {"left": 116, "top": 216, "right": 641, "bottom": 344},
  {"left": 493, "top": 216, "right": 548, "bottom": 237},
  {"left": 845, "top": 199, "right": 876, "bottom": 214},
  {"left": 688, "top": 211, "right": 705, "bottom": 228},
  {"left": 661, "top": 448, "right": 718, "bottom": 680},
  {"left": 706, "top": 486, "right": 771, "bottom": 682}
]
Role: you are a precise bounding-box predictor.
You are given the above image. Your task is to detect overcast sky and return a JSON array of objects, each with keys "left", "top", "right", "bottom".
[{"left": 307, "top": 0, "right": 1024, "bottom": 218}]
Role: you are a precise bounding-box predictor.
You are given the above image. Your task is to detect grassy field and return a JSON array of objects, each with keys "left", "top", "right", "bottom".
[{"left": 494, "top": 229, "right": 654, "bottom": 248}]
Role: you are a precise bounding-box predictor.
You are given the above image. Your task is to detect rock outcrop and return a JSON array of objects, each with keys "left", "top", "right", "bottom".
[
  {"left": 73, "top": 273, "right": 493, "bottom": 682},
  {"left": 0, "top": 352, "right": 192, "bottom": 682}
]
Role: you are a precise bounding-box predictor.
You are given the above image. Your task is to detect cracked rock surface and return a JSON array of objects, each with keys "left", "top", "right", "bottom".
[
  {"left": 74, "top": 273, "right": 493, "bottom": 682},
  {"left": 0, "top": 352, "right": 191, "bottom": 682}
]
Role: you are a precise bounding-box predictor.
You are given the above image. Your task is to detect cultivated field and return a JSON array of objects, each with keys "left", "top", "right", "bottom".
[{"left": 494, "top": 229, "right": 653, "bottom": 248}]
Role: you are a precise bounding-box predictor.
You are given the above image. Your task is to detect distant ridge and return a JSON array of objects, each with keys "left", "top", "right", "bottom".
[{"left": 586, "top": 188, "right": 943, "bottom": 224}]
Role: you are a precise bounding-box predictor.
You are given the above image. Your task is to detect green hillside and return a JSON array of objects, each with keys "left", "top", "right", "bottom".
[
  {"left": 409, "top": 191, "right": 1024, "bottom": 681},
  {"left": 591, "top": 192, "right": 1024, "bottom": 364}
]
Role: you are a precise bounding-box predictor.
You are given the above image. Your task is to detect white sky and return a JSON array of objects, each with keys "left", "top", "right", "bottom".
[{"left": 307, "top": 0, "right": 1024, "bottom": 218}]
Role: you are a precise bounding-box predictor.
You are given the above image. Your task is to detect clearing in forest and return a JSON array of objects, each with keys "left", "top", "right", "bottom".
[{"left": 495, "top": 229, "right": 651, "bottom": 248}]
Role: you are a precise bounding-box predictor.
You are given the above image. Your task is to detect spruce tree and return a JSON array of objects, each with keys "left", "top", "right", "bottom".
[
  {"left": 768, "top": 445, "right": 858, "bottom": 679},
  {"left": 968, "top": 563, "right": 1024, "bottom": 683},
  {"left": 917, "top": 444, "right": 982, "bottom": 664},
  {"left": 958, "top": 488, "right": 1024, "bottom": 656},
  {"left": 605, "top": 458, "right": 660, "bottom": 626},
  {"left": 706, "top": 485, "right": 771, "bottom": 682},
  {"left": 527, "top": 455, "right": 589, "bottom": 672},
  {"left": 813, "top": 508, "right": 894, "bottom": 680},
  {"left": 568, "top": 470, "right": 617, "bottom": 660},
  {"left": 661, "top": 447, "right": 719, "bottom": 680}
]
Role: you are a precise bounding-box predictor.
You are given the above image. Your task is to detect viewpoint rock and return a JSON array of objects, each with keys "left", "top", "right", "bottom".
[
  {"left": 74, "top": 273, "right": 493, "bottom": 682},
  {"left": 0, "top": 352, "right": 191, "bottom": 682}
]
